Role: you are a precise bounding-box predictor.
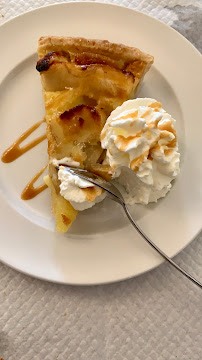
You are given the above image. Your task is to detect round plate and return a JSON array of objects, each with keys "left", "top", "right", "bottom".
[{"left": 0, "top": 2, "right": 201, "bottom": 285}]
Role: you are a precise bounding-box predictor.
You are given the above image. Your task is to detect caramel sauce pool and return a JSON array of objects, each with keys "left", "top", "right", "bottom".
[
  {"left": 21, "top": 165, "right": 48, "bottom": 200},
  {"left": 1, "top": 118, "right": 46, "bottom": 163}
]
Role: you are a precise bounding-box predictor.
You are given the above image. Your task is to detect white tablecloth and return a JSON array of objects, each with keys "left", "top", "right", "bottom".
[{"left": 0, "top": 1, "right": 201, "bottom": 359}]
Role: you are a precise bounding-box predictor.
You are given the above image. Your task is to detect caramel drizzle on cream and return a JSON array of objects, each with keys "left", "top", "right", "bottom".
[
  {"left": 21, "top": 165, "right": 48, "bottom": 200},
  {"left": 1, "top": 118, "right": 48, "bottom": 200},
  {"left": 130, "top": 151, "right": 149, "bottom": 172},
  {"left": 140, "top": 109, "right": 151, "bottom": 118},
  {"left": 114, "top": 134, "right": 141, "bottom": 152},
  {"left": 1, "top": 118, "right": 46, "bottom": 163},
  {"left": 115, "top": 109, "right": 138, "bottom": 121},
  {"left": 148, "top": 101, "right": 162, "bottom": 110},
  {"left": 130, "top": 118, "right": 177, "bottom": 170},
  {"left": 83, "top": 187, "right": 104, "bottom": 202},
  {"left": 110, "top": 101, "right": 177, "bottom": 172}
]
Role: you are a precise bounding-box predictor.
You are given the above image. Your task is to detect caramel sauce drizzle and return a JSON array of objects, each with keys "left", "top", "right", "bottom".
[
  {"left": 1, "top": 118, "right": 48, "bottom": 200},
  {"left": 115, "top": 109, "right": 138, "bottom": 121},
  {"left": 21, "top": 165, "right": 48, "bottom": 200},
  {"left": 1, "top": 118, "right": 46, "bottom": 163},
  {"left": 112, "top": 101, "right": 177, "bottom": 173},
  {"left": 149, "top": 101, "right": 162, "bottom": 109},
  {"left": 141, "top": 109, "right": 152, "bottom": 118},
  {"left": 114, "top": 134, "right": 141, "bottom": 152},
  {"left": 130, "top": 151, "right": 149, "bottom": 172},
  {"left": 83, "top": 187, "right": 104, "bottom": 202}
]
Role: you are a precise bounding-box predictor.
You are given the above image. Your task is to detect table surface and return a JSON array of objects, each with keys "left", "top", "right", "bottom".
[{"left": 0, "top": 1, "right": 201, "bottom": 359}]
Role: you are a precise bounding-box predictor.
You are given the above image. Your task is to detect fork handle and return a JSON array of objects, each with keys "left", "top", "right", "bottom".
[{"left": 123, "top": 203, "right": 202, "bottom": 289}]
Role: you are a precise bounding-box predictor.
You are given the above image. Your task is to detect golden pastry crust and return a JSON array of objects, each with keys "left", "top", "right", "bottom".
[
  {"left": 37, "top": 36, "right": 154, "bottom": 109},
  {"left": 38, "top": 36, "right": 154, "bottom": 65}
]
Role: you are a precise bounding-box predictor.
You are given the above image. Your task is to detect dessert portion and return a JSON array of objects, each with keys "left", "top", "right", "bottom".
[
  {"left": 55, "top": 97, "right": 180, "bottom": 212},
  {"left": 37, "top": 36, "right": 154, "bottom": 232},
  {"left": 101, "top": 98, "right": 180, "bottom": 204}
]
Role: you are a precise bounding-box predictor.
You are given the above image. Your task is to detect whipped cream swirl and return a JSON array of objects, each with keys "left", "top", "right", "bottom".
[{"left": 101, "top": 98, "right": 180, "bottom": 204}]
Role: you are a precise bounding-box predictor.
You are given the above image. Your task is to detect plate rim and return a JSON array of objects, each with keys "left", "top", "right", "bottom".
[{"left": 0, "top": 1, "right": 201, "bottom": 285}]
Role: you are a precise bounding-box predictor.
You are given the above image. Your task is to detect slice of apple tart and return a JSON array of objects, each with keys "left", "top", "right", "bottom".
[{"left": 36, "top": 36, "right": 153, "bottom": 232}]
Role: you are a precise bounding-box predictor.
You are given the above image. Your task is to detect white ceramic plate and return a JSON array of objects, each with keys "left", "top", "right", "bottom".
[{"left": 0, "top": 2, "right": 201, "bottom": 285}]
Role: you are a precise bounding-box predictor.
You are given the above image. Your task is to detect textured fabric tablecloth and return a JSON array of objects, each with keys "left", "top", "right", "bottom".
[{"left": 0, "top": 1, "right": 201, "bottom": 359}]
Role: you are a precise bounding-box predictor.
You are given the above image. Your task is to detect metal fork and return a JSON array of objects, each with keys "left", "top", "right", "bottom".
[{"left": 58, "top": 165, "right": 202, "bottom": 289}]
